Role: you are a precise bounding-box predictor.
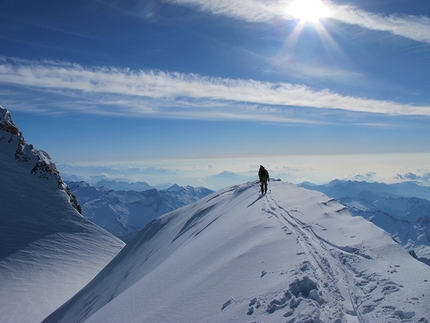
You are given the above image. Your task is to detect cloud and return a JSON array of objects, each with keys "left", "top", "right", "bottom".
[
  {"left": 396, "top": 172, "right": 430, "bottom": 183},
  {"left": 332, "top": 5, "right": 430, "bottom": 44},
  {"left": 269, "top": 53, "right": 365, "bottom": 82},
  {"left": 352, "top": 171, "right": 376, "bottom": 181},
  {"left": 166, "top": 0, "right": 285, "bottom": 23},
  {"left": 166, "top": 0, "right": 430, "bottom": 44},
  {"left": 1, "top": 57, "right": 429, "bottom": 120}
]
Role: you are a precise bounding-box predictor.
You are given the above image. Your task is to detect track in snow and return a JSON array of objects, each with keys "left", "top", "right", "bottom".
[{"left": 260, "top": 190, "right": 355, "bottom": 322}]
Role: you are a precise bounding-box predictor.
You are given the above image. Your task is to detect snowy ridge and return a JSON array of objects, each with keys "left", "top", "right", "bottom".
[
  {"left": 300, "top": 180, "right": 430, "bottom": 262},
  {"left": 44, "top": 181, "right": 429, "bottom": 323},
  {"left": 0, "top": 106, "right": 125, "bottom": 323},
  {"left": 339, "top": 195, "right": 430, "bottom": 260},
  {"left": 0, "top": 106, "right": 80, "bottom": 213}
]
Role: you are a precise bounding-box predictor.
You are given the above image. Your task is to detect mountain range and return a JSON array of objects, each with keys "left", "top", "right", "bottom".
[
  {"left": 44, "top": 180, "right": 430, "bottom": 323},
  {"left": 92, "top": 179, "right": 154, "bottom": 191},
  {"left": 2, "top": 105, "right": 429, "bottom": 323},
  {"left": 299, "top": 179, "right": 430, "bottom": 200},
  {"left": 67, "top": 181, "right": 213, "bottom": 242},
  {"left": 299, "top": 180, "right": 430, "bottom": 264}
]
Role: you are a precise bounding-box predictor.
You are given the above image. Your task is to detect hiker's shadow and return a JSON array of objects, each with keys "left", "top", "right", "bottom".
[{"left": 247, "top": 194, "right": 264, "bottom": 208}]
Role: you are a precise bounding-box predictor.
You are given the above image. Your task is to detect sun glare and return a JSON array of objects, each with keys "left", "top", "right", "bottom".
[{"left": 286, "top": 0, "right": 332, "bottom": 24}]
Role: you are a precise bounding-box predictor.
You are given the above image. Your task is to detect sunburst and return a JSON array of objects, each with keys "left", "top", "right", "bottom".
[{"left": 286, "top": 0, "right": 332, "bottom": 24}]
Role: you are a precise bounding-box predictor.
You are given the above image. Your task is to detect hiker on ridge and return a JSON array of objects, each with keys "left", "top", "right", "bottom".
[{"left": 258, "top": 165, "right": 269, "bottom": 194}]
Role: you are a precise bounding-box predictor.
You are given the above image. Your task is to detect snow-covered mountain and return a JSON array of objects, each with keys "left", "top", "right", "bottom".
[
  {"left": 338, "top": 194, "right": 430, "bottom": 264},
  {"left": 299, "top": 180, "right": 430, "bottom": 263},
  {"left": 204, "top": 170, "right": 255, "bottom": 190},
  {"left": 0, "top": 106, "right": 125, "bottom": 323},
  {"left": 300, "top": 179, "right": 430, "bottom": 200},
  {"left": 67, "top": 181, "right": 213, "bottom": 242},
  {"left": 44, "top": 181, "right": 429, "bottom": 323},
  {"left": 93, "top": 179, "right": 153, "bottom": 191}
]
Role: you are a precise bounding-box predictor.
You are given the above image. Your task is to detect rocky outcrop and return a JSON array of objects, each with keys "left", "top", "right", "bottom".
[{"left": 0, "top": 106, "right": 82, "bottom": 214}]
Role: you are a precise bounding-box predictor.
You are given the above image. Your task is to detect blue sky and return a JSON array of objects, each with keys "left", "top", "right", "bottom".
[{"left": 1, "top": 0, "right": 430, "bottom": 188}]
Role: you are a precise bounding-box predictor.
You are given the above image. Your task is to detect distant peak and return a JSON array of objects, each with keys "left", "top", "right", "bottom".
[
  {"left": 220, "top": 171, "right": 237, "bottom": 175},
  {"left": 167, "top": 184, "right": 182, "bottom": 191}
]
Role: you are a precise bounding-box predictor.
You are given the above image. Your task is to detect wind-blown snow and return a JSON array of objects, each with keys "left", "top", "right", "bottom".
[
  {"left": 44, "top": 181, "right": 429, "bottom": 323},
  {"left": 0, "top": 106, "right": 124, "bottom": 323}
]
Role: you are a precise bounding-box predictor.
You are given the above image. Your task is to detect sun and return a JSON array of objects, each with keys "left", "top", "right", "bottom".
[{"left": 286, "top": 0, "right": 332, "bottom": 24}]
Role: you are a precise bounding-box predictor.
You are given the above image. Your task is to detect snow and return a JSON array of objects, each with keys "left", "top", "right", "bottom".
[
  {"left": 67, "top": 181, "right": 213, "bottom": 242},
  {"left": 0, "top": 106, "right": 125, "bottom": 323},
  {"left": 2, "top": 105, "right": 429, "bottom": 322},
  {"left": 92, "top": 179, "right": 153, "bottom": 191},
  {"left": 44, "top": 181, "right": 430, "bottom": 323},
  {"left": 301, "top": 180, "right": 430, "bottom": 263}
]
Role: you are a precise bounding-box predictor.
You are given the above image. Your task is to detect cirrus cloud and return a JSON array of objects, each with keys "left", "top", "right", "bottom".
[
  {"left": 166, "top": 0, "right": 430, "bottom": 44},
  {"left": 0, "top": 57, "right": 429, "bottom": 121}
]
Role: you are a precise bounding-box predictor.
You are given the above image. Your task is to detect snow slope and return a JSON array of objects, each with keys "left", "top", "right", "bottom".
[
  {"left": 67, "top": 181, "right": 213, "bottom": 242},
  {"left": 299, "top": 180, "right": 430, "bottom": 262},
  {"left": 339, "top": 194, "right": 430, "bottom": 261},
  {"left": 0, "top": 106, "right": 125, "bottom": 323},
  {"left": 44, "top": 181, "right": 429, "bottom": 323}
]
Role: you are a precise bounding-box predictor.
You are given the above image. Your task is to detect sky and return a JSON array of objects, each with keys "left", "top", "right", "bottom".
[{"left": 1, "top": 0, "right": 430, "bottom": 188}]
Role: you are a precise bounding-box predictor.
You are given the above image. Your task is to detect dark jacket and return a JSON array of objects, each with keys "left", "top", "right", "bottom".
[{"left": 258, "top": 167, "right": 269, "bottom": 182}]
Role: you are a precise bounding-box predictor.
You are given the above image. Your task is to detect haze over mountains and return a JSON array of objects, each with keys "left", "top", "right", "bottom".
[
  {"left": 300, "top": 179, "right": 430, "bottom": 201},
  {"left": 58, "top": 164, "right": 257, "bottom": 191},
  {"left": 1, "top": 105, "right": 430, "bottom": 323}
]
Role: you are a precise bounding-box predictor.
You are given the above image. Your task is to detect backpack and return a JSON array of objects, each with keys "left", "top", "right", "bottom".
[{"left": 259, "top": 168, "right": 269, "bottom": 181}]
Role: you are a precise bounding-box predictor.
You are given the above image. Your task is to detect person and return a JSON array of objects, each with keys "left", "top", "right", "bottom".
[{"left": 258, "top": 165, "right": 269, "bottom": 194}]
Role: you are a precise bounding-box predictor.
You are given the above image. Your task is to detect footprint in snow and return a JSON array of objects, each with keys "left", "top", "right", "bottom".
[{"left": 221, "top": 298, "right": 233, "bottom": 310}]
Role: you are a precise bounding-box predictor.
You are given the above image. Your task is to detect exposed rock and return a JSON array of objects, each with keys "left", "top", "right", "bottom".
[{"left": 0, "top": 106, "right": 82, "bottom": 214}]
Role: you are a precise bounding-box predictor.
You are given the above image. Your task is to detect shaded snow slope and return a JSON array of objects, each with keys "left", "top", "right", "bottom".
[
  {"left": 44, "top": 181, "right": 429, "bottom": 323},
  {"left": 67, "top": 181, "right": 213, "bottom": 242},
  {"left": 0, "top": 106, "right": 124, "bottom": 323}
]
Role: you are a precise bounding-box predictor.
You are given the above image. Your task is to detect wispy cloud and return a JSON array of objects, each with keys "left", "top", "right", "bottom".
[
  {"left": 166, "top": 0, "right": 430, "bottom": 44},
  {"left": 165, "top": 0, "right": 285, "bottom": 23},
  {"left": 0, "top": 57, "right": 429, "bottom": 120},
  {"left": 269, "top": 53, "right": 364, "bottom": 82},
  {"left": 331, "top": 5, "right": 430, "bottom": 44}
]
